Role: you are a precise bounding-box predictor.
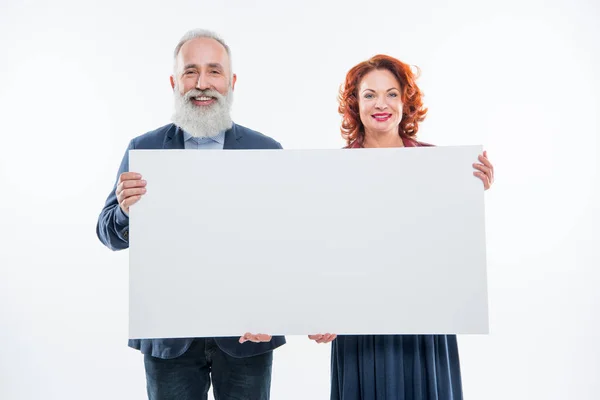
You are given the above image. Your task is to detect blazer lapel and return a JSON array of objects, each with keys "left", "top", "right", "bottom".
[
  {"left": 223, "top": 124, "right": 242, "bottom": 149},
  {"left": 163, "top": 124, "right": 185, "bottom": 149}
]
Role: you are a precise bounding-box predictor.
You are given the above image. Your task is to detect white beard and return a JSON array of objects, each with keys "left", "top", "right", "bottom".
[{"left": 171, "top": 86, "right": 234, "bottom": 138}]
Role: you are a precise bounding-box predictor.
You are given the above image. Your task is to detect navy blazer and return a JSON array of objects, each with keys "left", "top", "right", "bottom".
[{"left": 96, "top": 123, "right": 286, "bottom": 359}]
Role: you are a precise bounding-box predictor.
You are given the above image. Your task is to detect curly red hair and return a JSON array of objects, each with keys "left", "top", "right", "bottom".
[{"left": 338, "top": 54, "right": 428, "bottom": 146}]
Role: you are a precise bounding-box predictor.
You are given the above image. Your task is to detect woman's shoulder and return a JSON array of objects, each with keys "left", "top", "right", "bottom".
[
  {"left": 404, "top": 137, "right": 435, "bottom": 147},
  {"left": 344, "top": 140, "right": 361, "bottom": 149},
  {"left": 343, "top": 137, "right": 435, "bottom": 148},
  {"left": 415, "top": 140, "right": 435, "bottom": 147}
]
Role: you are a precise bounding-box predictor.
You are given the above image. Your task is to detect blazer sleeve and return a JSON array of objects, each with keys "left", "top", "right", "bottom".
[{"left": 96, "top": 140, "right": 134, "bottom": 251}]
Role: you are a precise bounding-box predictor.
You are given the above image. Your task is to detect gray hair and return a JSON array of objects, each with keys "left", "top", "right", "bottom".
[{"left": 173, "top": 29, "right": 233, "bottom": 80}]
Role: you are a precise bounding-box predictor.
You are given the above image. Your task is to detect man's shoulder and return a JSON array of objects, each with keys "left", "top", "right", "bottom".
[
  {"left": 234, "top": 123, "right": 282, "bottom": 149},
  {"left": 130, "top": 123, "right": 177, "bottom": 149}
]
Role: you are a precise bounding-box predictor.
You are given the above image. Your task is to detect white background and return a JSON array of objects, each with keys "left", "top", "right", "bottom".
[{"left": 0, "top": 0, "right": 598, "bottom": 399}]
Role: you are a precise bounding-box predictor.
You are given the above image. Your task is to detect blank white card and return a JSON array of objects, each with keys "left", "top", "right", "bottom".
[{"left": 129, "top": 146, "right": 488, "bottom": 339}]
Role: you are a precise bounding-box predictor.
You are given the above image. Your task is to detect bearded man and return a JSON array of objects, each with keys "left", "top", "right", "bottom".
[{"left": 96, "top": 29, "right": 285, "bottom": 400}]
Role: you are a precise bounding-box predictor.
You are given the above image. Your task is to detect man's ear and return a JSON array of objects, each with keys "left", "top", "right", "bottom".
[
  {"left": 231, "top": 74, "right": 237, "bottom": 91},
  {"left": 170, "top": 75, "right": 175, "bottom": 90}
]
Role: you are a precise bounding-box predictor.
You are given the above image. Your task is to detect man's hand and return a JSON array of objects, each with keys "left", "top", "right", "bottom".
[
  {"left": 239, "top": 333, "right": 273, "bottom": 344},
  {"left": 116, "top": 172, "right": 147, "bottom": 215}
]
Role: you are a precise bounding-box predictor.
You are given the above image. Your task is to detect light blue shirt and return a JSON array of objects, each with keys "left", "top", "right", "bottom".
[{"left": 183, "top": 130, "right": 226, "bottom": 150}]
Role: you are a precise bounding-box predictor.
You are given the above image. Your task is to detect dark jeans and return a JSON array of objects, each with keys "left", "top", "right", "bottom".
[{"left": 144, "top": 338, "right": 273, "bottom": 400}]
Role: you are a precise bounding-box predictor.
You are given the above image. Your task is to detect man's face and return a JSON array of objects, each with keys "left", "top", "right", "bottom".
[
  {"left": 170, "top": 37, "right": 237, "bottom": 138},
  {"left": 171, "top": 37, "right": 236, "bottom": 99}
]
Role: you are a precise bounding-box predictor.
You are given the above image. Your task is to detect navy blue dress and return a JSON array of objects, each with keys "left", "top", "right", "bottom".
[{"left": 330, "top": 335, "right": 463, "bottom": 400}]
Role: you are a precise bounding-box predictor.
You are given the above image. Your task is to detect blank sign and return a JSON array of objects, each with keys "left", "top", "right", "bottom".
[{"left": 128, "top": 146, "right": 488, "bottom": 339}]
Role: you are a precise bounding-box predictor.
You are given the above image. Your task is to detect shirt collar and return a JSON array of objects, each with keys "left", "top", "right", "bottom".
[{"left": 182, "top": 129, "right": 226, "bottom": 145}]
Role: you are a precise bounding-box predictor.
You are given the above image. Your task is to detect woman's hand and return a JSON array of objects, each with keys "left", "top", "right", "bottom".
[
  {"left": 473, "top": 150, "right": 494, "bottom": 190},
  {"left": 308, "top": 333, "right": 337, "bottom": 343}
]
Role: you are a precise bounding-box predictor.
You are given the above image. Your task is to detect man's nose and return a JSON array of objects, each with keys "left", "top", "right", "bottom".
[{"left": 196, "top": 73, "right": 211, "bottom": 90}]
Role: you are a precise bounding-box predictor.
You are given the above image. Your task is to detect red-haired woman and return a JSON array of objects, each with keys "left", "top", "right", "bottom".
[{"left": 309, "top": 55, "right": 494, "bottom": 400}]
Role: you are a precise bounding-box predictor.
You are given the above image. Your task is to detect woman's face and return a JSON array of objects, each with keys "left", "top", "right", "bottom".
[{"left": 357, "top": 69, "right": 404, "bottom": 137}]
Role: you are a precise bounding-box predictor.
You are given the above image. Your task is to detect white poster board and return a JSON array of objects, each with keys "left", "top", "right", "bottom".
[{"left": 129, "top": 146, "right": 488, "bottom": 339}]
